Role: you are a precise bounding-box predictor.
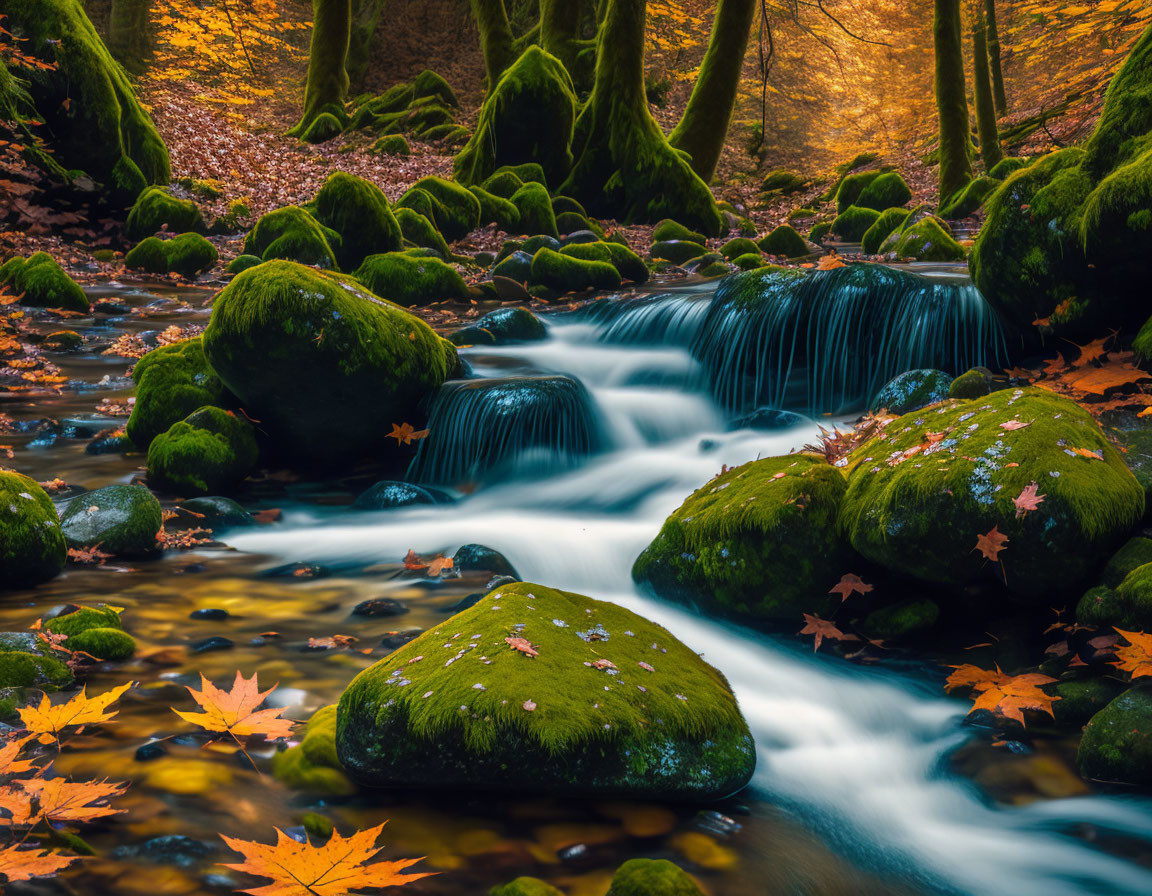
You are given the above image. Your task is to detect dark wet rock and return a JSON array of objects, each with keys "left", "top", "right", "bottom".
[
  {"left": 180, "top": 496, "right": 253, "bottom": 528},
  {"left": 85, "top": 430, "right": 132, "bottom": 455},
  {"left": 727, "top": 408, "right": 808, "bottom": 431},
  {"left": 189, "top": 608, "right": 230, "bottom": 620},
  {"left": 261, "top": 563, "right": 331, "bottom": 580},
  {"left": 442, "top": 592, "right": 484, "bottom": 614},
  {"left": 134, "top": 741, "right": 168, "bottom": 762},
  {"left": 352, "top": 481, "right": 451, "bottom": 511},
  {"left": 112, "top": 834, "right": 218, "bottom": 868},
  {"left": 487, "top": 574, "right": 518, "bottom": 591},
  {"left": 351, "top": 598, "right": 409, "bottom": 618},
  {"left": 60, "top": 484, "right": 162, "bottom": 558},
  {"left": 453, "top": 544, "right": 519, "bottom": 579},
  {"left": 0, "top": 633, "right": 41, "bottom": 653},
  {"left": 379, "top": 630, "right": 422, "bottom": 651},
  {"left": 1048, "top": 676, "right": 1127, "bottom": 728},
  {"left": 870, "top": 369, "right": 953, "bottom": 415},
  {"left": 1078, "top": 685, "right": 1152, "bottom": 786},
  {"left": 491, "top": 249, "right": 534, "bottom": 282},
  {"left": 190, "top": 636, "right": 234, "bottom": 654},
  {"left": 93, "top": 298, "right": 132, "bottom": 315},
  {"left": 448, "top": 307, "right": 547, "bottom": 347}
]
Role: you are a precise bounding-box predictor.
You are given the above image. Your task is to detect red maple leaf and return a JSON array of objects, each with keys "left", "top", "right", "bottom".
[
  {"left": 973, "top": 526, "right": 1009, "bottom": 562},
  {"left": 798, "top": 613, "right": 860, "bottom": 652},
  {"left": 1013, "top": 482, "right": 1045, "bottom": 518},
  {"left": 829, "top": 573, "right": 873, "bottom": 602}
]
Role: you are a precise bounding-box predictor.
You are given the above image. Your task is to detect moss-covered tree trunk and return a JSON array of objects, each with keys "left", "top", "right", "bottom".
[
  {"left": 289, "top": 0, "right": 351, "bottom": 138},
  {"left": 934, "top": 0, "right": 971, "bottom": 202},
  {"left": 107, "top": 0, "right": 152, "bottom": 73},
  {"left": 972, "top": 18, "right": 1002, "bottom": 171},
  {"left": 984, "top": 0, "right": 1007, "bottom": 114},
  {"left": 347, "top": 0, "right": 386, "bottom": 86},
  {"left": 560, "top": 0, "right": 721, "bottom": 235},
  {"left": 667, "top": 0, "right": 756, "bottom": 184},
  {"left": 540, "top": 0, "right": 594, "bottom": 88},
  {"left": 471, "top": 0, "right": 516, "bottom": 88}
]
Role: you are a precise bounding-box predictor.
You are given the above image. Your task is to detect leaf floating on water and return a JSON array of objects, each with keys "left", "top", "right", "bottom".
[
  {"left": 798, "top": 613, "right": 860, "bottom": 652},
  {"left": 173, "top": 671, "right": 295, "bottom": 742},
  {"left": 829, "top": 573, "right": 873, "bottom": 602},
  {"left": 386, "top": 422, "right": 429, "bottom": 446},
  {"left": 18, "top": 682, "right": 135, "bottom": 746},
  {"left": 944, "top": 664, "right": 1058, "bottom": 727},
  {"left": 0, "top": 844, "right": 79, "bottom": 884}
]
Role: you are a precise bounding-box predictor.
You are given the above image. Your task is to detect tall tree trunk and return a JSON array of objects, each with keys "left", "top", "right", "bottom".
[
  {"left": 934, "top": 0, "right": 971, "bottom": 201},
  {"left": 540, "top": 0, "right": 594, "bottom": 88},
  {"left": 984, "top": 0, "right": 1007, "bottom": 114},
  {"left": 108, "top": 0, "right": 152, "bottom": 73},
  {"left": 560, "top": 0, "right": 721, "bottom": 235},
  {"left": 471, "top": 0, "right": 517, "bottom": 88},
  {"left": 290, "top": 0, "right": 351, "bottom": 137},
  {"left": 972, "top": 18, "right": 1002, "bottom": 171},
  {"left": 668, "top": 0, "right": 756, "bottom": 183},
  {"left": 347, "top": 0, "right": 387, "bottom": 86}
]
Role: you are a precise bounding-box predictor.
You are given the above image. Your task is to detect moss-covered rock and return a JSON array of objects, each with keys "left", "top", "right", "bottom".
[
  {"left": 1077, "top": 561, "right": 1152, "bottom": 629},
  {"left": 0, "top": 253, "right": 89, "bottom": 312},
  {"left": 69, "top": 627, "right": 136, "bottom": 661},
  {"left": 830, "top": 206, "right": 881, "bottom": 241},
  {"left": 719, "top": 237, "right": 760, "bottom": 260},
  {"left": 870, "top": 369, "right": 953, "bottom": 414},
  {"left": 989, "top": 157, "right": 1029, "bottom": 180},
  {"left": 606, "top": 859, "right": 703, "bottom": 896},
  {"left": 42, "top": 330, "right": 82, "bottom": 351},
  {"left": 125, "top": 233, "right": 218, "bottom": 277},
  {"left": 0, "top": 471, "right": 66, "bottom": 590},
  {"left": 481, "top": 169, "right": 526, "bottom": 199},
  {"left": 947, "top": 367, "right": 994, "bottom": 399},
  {"left": 861, "top": 208, "right": 912, "bottom": 255},
  {"left": 468, "top": 186, "right": 521, "bottom": 232},
  {"left": 509, "top": 182, "right": 557, "bottom": 238},
  {"left": 147, "top": 406, "right": 258, "bottom": 497},
  {"left": 336, "top": 582, "right": 755, "bottom": 800},
  {"left": 863, "top": 598, "right": 940, "bottom": 641},
  {"left": 455, "top": 46, "right": 575, "bottom": 189},
  {"left": 809, "top": 222, "right": 832, "bottom": 245},
  {"left": 891, "top": 217, "right": 967, "bottom": 261},
  {"left": 731, "top": 252, "right": 768, "bottom": 271},
  {"left": 353, "top": 252, "right": 468, "bottom": 307},
  {"left": 400, "top": 177, "right": 480, "bottom": 241},
  {"left": 530, "top": 248, "right": 620, "bottom": 293},
  {"left": 312, "top": 172, "right": 402, "bottom": 270},
  {"left": 412, "top": 70, "right": 458, "bottom": 108},
  {"left": 1103, "top": 537, "right": 1152, "bottom": 589},
  {"left": 126, "top": 187, "right": 204, "bottom": 239},
  {"left": 653, "top": 219, "right": 707, "bottom": 245},
  {"left": 300, "top": 112, "right": 343, "bottom": 144},
  {"left": 560, "top": 241, "right": 648, "bottom": 284},
  {"left": 61, "top": 484, "right": 162, "bottom": 557},
  {"left": 395, "top": 208, "right": 451, "bottom": 258},
  {"left": 226, "top": 254, "right": 263, "bottom": 275},
  {"left": 0, "top": 651, "right": 72, "bottom": 689},
  {"left": 758, "top": 225, "right": 808, "bottom": 258},
  {"left": 835, "top": 170, "right": 882, "bottom": 213},
  {"left": 855, "top": 172, "right": 912, "bottom": 211},
  {"left": 201, "top": 261, "right": 457, "bottom": 464},
  {"left": 1046, "top": 676, "right": 1126, "bottom": 727},
  {"left": 650, "top": 240, "right": 707, "bottom": 265},
  {"left": 370, "top": 134, "right": 410, "bottom": 156},
  {"left": 127, "top": 337, "right": 230, "bottom": 449},
  {"left": 491, "top": 249, "right": 533, "bottom": 282},
  {"left": 1078, "top": 685, "right": 1152, "bottom": 786},
  {"left": 633, "top": 455, "right": 848, "bottom": 623},
  {"left": 761, "top": 169, "right": 806, "bottom": 193},
  {"left": 489, "top": 878, "right": 562, "bottom": 896},
  {"left": 272, "top": 705, "right": 355, "bottom": 795},
  {"left": 448, "top": 307, "right": 546, "bottom": 346},
  {"left": 243, "top": 206, "right": 339, "bottom": 269},
  {"left": 842, "top": 389, "right": 1144, "bottom": 600},
  {"left": 939, "top": 175, "right": 1000, "bottom": 219}
]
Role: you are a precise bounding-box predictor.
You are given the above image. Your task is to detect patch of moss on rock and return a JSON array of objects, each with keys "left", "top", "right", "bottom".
[
  {"left": 60, "top": 485, "right": 163, "bottom": 557},
  {"left": 147, "top": 406, "right": 258, "bottom": 497},
  {"left": 871, "top": 369, "right": 953, "bottom": 414},
  {"left": 0, "top": 651, "right": 72, "bottom": 689},
  {"left": 272, "top": 705, "right": 356, "bottom": 795},
  {"left": 650, "top": 240, "right": 707, "bottom": 265},
  {"left": 855, "top": 172, "right": 912, "bottom": 211},
  {"left": 509, "top": 182, "right": 557, "bottom": 238},
  {"left": 226, "top": 255, "right": 263, "bottom": 275},
  {"left": 243, "top": 206, "right": 340, "bottom": 269},
  {"left": 719, "top": 237, "right": 759, "bottom": 260},
  {"left": 469, "top": 186, "right": 521, "bottom": 232},
  {"left": 948, "top": 367, "right": 993, "bottom": 400},
  {"left": 400, "top": 177, "right": 480, "bottom": 241},
  {"left": 758, "top": 224, "right": 808, "bottom": 258},
  {"left": 560, "top": 241, "right": 648, "bottom": 284},
  {"left": 530, "top": 248, "right": 620, "bottom": 293},
  {"left": 830, "top": 206, "right": 881, "bottom": 241},
  {"left": 653, "top": 219, "right": 706, "bottom": 245},
  {"left": 125, "top": 233, "right": 217, "bottom": 277},
  {"left": 939, "top": 175, "right": 1000, "bottom": 219},
  {"left": 311, "top": 172, "right": 402, "bottom": 271},
  {"left": 395, "top": 208, "right": 451, "bottom": 258},
  {"left": 126, "top": 187, "right": 204, "bottom": 239},
  {"left": 353, "top": 252, "right": 468, "bottom": 306},
  {"left": 606, "top": 859, "right": 703, "bottom": 896},
  {"left": 0, "top": 471, "right": 67, "bottom": 590},
  {"left": 1077, "top": 561, "right": 1152, "bottom": 629},
  {"left": 336, "top": 582, "right": 755, "bottom": 800},
  {"left": 1078, "top": 685, "right": 1152, "bottom": 786},
  {"left": 892, "top": 217, "right": 967, "bottom": 261},
  {"left": 69, "top": 627, "right": 135, "bottom": 661},
  {"left": 863, "top": 598, "right": 939, "bottom": 641},
  {"left": 300, "top": 112, "right": 343, "bottom": 144},
  {"left": 370, "top": 134, "right": 410, "bottom": 156},
  {"left": 835, "top": 170, "right": 882, "bottom": 213},
  {"left": 1103, "top": 537, "right": 1152, "bottom": 589},
  {"left": 127, "top": 337, "right": 230, "bottom": 449},
  {"left": 861, "top": 208, "right": 911, "bottom": 255},
  {"left": 490, "top": 878, "right": 562, "bottom": 896},
  {"left": 0, "top": 253, "right": 89, "bottom": 312}
]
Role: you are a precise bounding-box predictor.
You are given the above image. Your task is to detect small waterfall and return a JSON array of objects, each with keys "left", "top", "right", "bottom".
[{"left": 408, "top": 375, "right": 605, "bottom": 486}]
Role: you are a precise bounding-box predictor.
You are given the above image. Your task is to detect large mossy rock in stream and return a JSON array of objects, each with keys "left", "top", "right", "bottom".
[
  {"left": 632, "top": 455, "right": 848, "bottom": 623},
  {"left": 561, "top": 241, "right": 649, "bottom": 285},
  {"left": 45, "top": 605, "right": 135, "bottom": 661},
  {"left": 971, "top": 22, "right": 1152, "bottom": 337},
  {"left": 530, "top": 247, "right": 620, "bottom": 293},
  {"left": 311, "top": 172, "right": 402, "bottom": 271},
  {"left": 454, "top": 47, "right": 575, "bottom": 189},
  {"left": 60, "top": 484, "right": 163, "bottom": 557},
  {"left": 1078, "top": 685, "right": 1152, "bottom": 787},
  {"left": 126, "top": 338, "right": 231, "bottom": 450},
  {"left": 0, "top": 471, "right": 67, "bottom": 590},
  {"left": 125, "top": 233, "right": 218, "bottom": 277},
  {"left": 272, "top": 705, "right": 355, "bottom": 795},
  {"left": 147, "top": 406, "right": 259, "bottom": 497},
  {"left": 0, "top": 253, "right": 89, "bottom": 312},
  {"left": 4, "top": 0, "right": 170, "bottom": 195},
  {"left": 870, "top": 369, "right": 953, "bottom": 415},
  {"left": 607, "top": 859, "right": 704, "bottom": 896},
  {"left": 243, "top": 206, "right": 340, "bottom": 269},
  {"left": 352, "top": 252, "right": 468, "bottom": 307},
  {"left": 841, "top": 388, "right": 1144, "bottom": 600},
  {"left": 201, "top": 261, "right": 458, "bottom": 465},
  {"left": 336, "top": 582, "right": 755, "bottom": 800},
  {"left": 126, "top": 187, "right": 204, "bottom": 240}
]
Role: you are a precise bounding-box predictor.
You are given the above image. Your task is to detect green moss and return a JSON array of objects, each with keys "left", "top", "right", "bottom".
[
  {"left": 490, "top": 878, "right": 562, "bottom": 896},
  {"left": 312, "top": 172, "right": 402, "bottom": 271},
  {"left": 243, "top": 206, "right": 340, "bottom": 269},
  {"left": 1082, "top": 23, "right": 1152, "bottom": 177},
  {"left": 653, "top": 219, "right": 707, "bottom": 245},
  {"left": 127, "top": 337, "right": 229, "bottom": 449},
  {"left": 481, "top": 169, "right": 526, "bottom": 199},
  {"left": 1079, "top": 144, "right": 1152, "bottom": 284},
  {"left": 842, "top": 388, "right": 1145, "bottom": 600},
  {"left": 861, "top": 208, "right": 912, "bottom": 254},
  {"left": 125, "top": 233, "right": 218, "bottom": 277},
  {"left": 871, "top": 369, "right": 953, "bottom": 414},
  {"left": 336, "top": 582, "right": 755, "bottom": 799},
  {"left": 508, "top": 182, "right": 557, "bottom": 238},
  {"left": 939, "top": 175, "right": 1000, "bottom": 219},
  {"left": 0, "top": 471, "right": 66, "bottom": 589},
  {"left": 761, "top": 169, "right": 806, "bottom": 193},
  {"left": 855, "top": 172, "right": 912, "bottom": 211},
  {"left": 147, "top": 406, "right": 258, "bottom": 497},
  {"left": 353, "top": 252, "right": 468, "bottom": 307},
  {"left": 301, "top": 812, "right": 334, "bottom": 840},
  {"left": 467, "top": 186, "right": 520, "bottom": 233},
  {"left": 1078, "top": 685, "right": 1152, "bottom": 786},
  {"left": 719, "top": 237, "right": 760, "bottom": 260},
  {"left": 68, "top": 627, "right": 136, "bottom": 661},
  {"left": 1047, "top": 676, "right": 1125, "bottom": 728},
  {"left": 830, "top": 206, "right": 881, "bottom": 241},
  {"left": 44, "top": 605, "right": 123, "bottom": 638},
  {"left": 809, "top": 222, "right": 832, "bottom": 244},
  {"left": 43, "top": 330, "right": 82, "bottom": 351},
  {"left": 60, "top": 485, "right": 163, "bottom": 557},
  {"left": 1103, "top": 537, "right": 1152, "bottom": 589},
  {"left": 400, "top": 177, "right": 480, "bottom": 241},
  {"left": 892, "top": 217, "right": 966, "bottom": 261},
  {"left": 863, "top": 598, "right": 939, "bottom": 641},
  {"left": 606, "top": 859, "right": 703, "bottom": 896},
  {"left": 650, "top": 240, "right": 707, "bottom": 265},
  {"left": 455, "top": 46, "right": 575, "bottom": 189},
  {"left": 758, "top": 225, "right": 808, "bottom": 258},
  {"left": 126, "top": 187, "right": 203, "bottom": 240},
  {"left": 370, "top": 134, "right": 410, "bottom": 156},
  {"left": 947, "top": 367, "right": 993, "bottom": 399},
  {"left": 731, "top": 252, "right": 768, "bottom": 271},
  {"left": 0, "top": 651, "right": 72, "bottom": 689},
  {"left": 552, "top": 196, "right": 586, "bottom": 217},
  {"left": 530, "top": 248, "right": 620, "bottom": 293},
  {"left": 412, "top": 69, "right": 457, "bottom": 107},
  {"left": 226, "top": 255, "right": 263, "bottom": 275},
  {"left": 1077, "top": 561, "right": 1152, "bottom": 629},
  {"left": 202, "top": 260, "right": 457, "bottom": 464},
  {"left": 560, "top": 241, "right": 648, "bottom": 284},
  {"left": 989, "top": 157, "right": 1028, "bottom": 179},
  {"left": 289, "top": 0, "right": 350, "bottom": 139},
  {"left": 0, "top": 253, "right": 88, "bottom": 311},
  {"left": 395, "top": 208, "right": 451, "bottom": 258},
  {"left": 835, "top": 170, "right": 882, "bottom": 213},
  {"left": 273, "top": 706, "right": 356, "bottom": 796}
]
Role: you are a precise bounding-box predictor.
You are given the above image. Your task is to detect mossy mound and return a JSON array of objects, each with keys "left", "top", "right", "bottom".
[
  {"left": 830, "top": 206, "right": 881, "bottom": 241},
  {"left": 1078, "top": 685, "right": 1152, "bottom": 787},
  {"left": 947, "top": 367, "right": 994, "bottom": 400},
  {"left": 939, "top": 175, "right": 1000, "bottom": 219},
  {"left": 300, "top": 112, "right": 343, "bottom": 145},
  {"left": 491, "top": 249, "right": 533, "bottom": 282},
  {"left": 226, "top": 255, "right": 263, "bottom": 275},
  {"left": 606, "top": 859, "right": 703, "bottom": 896},
  {"left": 560, "top": 241, "right": 648, "bottom": 284},
  {"left": 489, "top": 878, "right": 562, "bottom": 896},
  {"left": 0, "top": 471, "right": 67, "bottom": 590},
  {"left": 201, "top": 261, "right": 457, "bottom": 464},
  {"left": 336, "top": 582, "right": 755, "bottom": 800},
  {"left": 989, "top": 157, "right": 1029, "bottom": 180},
  {"left": 809, "top": 222, "right": 832, "bottom": 245},
  {"left": 400, "top": 177, "right": 480, "bottom": 241},
  {"left": 481, "top": 169, "right": 527, "bottom": 199},
  {"left": 455, "top": 46, "right": 575, "bottom": 189},
  {"left": 412, "top": 70, "right": 458, "bottom": 108},
  {"left": 0, "top": 253, "right": 89, "bottom": 312},
  {"left": 842, "top": 388, "right": 1144, "bottom": 600},
  {"left": 60, "top": 484, "right": 163, "bottom": 557},
  {"left": 891, "top": 217, "right": 966, "bottom": 261},
  {"left": 1077, "top": 561, "right": 1152, "bottom": 629},
  {"left": 125, "top": 233, "right": 218, "bottom": 277},
  {"left": 395, "top": 208, "right": 451, "bottom": 258},
  {"left": 46, "top": 605, "right": 134, "bottom": 661},
  {"left": 353, "top": 252, "right": 468, "bottom": 307},
  {"left": 147, "top": 406, "right": 258, "bottom": 497},
  {"left": 243, "top": 206, "right": 339, "bottom": 269},
  {"left": 1103, "top": 536, "right": 1152, "bottom": 589},
  {"left": 650, "top": 240, "right": 707, "bottom": 265},
  {"left": 761, "top": 169, "right": 806, "bottom": 193},
  {"left": 862, "top": 598, "right": 939, "bottom": 641},
  {"left": 127, "top": 337, "right": 230, "bottom": 449},
  {"left": 632, "top": 455, "right": 848, "bottom": 623},
  {"left": 448, "top": 307, "right": 546, "bottom": 346},
  {"left": 272, "top": 705, "right": 355, "bottom": 795},
  {"left": 311, "top": 172, "right": 402, "bottom": 271},
  {"left": 861, "top": 208, "right": 911, "bottom": 255},
  {"left": 530, "top": 248, "right": 620, "bottom": 293},
  {"left": 731, "top": 253, "right": 768, "bottom": 271},
  {"left": 653, "top": 219, "right": 707, "bottom": 245},
  {"left": 870, "top": 369, "right": 953, "bottom": 414},
  {"left": 719, "top": 238, "right": 760, "bottom": 260},
  {"left": 854, "top": 172, "right": 912, "bottom": 211},
  {"left": 370, "top": 134, "right": 410, "bottom": 156},
  {"left": 758, "top": 225, "right": 808, "bottom": 258},
  {"left": 510, "top": 182, "right": 558, "bottom": 238},
  {"left": 0, "top": 651, "right": 72, "bottom": 689},
  {"left": 468, "top": 186, "right": 521, "bottom": 232},
  {"left": 126, "top": 187, "right": 204, "bottom": 239},
  {"left": 835, "top": 170, "right": 882, "bottom": 213}
]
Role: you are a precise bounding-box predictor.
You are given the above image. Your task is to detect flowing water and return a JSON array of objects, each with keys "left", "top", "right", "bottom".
[{"left": 3, "top": 269, "right": 1152, "bottom": 895}]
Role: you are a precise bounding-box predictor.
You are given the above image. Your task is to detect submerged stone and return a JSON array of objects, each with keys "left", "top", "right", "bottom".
[
  {"left": 61, "top": 485, "right": 163, "bottom": 557},
  {"left": 448, "top": 307, "right": 546, "bottom": 346},
  {"left": 352, "top": 481, "right": 451, "bottom": 510},
  {"left": 180, "top": 496, "right": 253, "bottom": 528}
]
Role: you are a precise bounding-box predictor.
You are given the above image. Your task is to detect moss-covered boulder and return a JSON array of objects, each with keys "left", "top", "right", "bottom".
[
  {"left": 300, "top": 112, "right": 343, "bottom": 144},
  {"left": 201, "top": 261, "right": 457, "bottom": 464},
  {"left": 835, "top": 170, "right": 882, "bottom": 213},
  {"left": 560, "top": 241, "right": 648, "bottom": 284},
  {"left": 147, "top": 406, "right": 258, "bottom": 497},
  {"left": 1077, "top": 559, "right": 1152, "bottom": 629},
  {"left": 45, "top": 605, "right": 134, "bottom": 661},
  {"left": 842, "top": 389, "right": 1144, "bottom": 600},
  {"left": 939, "top": 175, "right": 1000, "bottom": 219},
  {"left": 0, "top": 253, "right": 89, "bottom": 312},
  {"left": 761, "top": 169, "right": 806, "bottom": 193},
  {"left": 412, "top": 70, "right": 457, "bottom": 108},
  {"left": 395, "top": 208, "right": 451, "bottom": 258},
  {"left": 0, "top": 651, "right": 72, "bottom": 689},
  {"left": 650, "top": 240, "right": 707, "bottom": 265},
  {"left": 0, "top": 471, "right": 67, "bottom": 590},
  {"left": 272, "top": 705, "right": 355, "bottom": 795},
  {"left": 1103, "top": 536, "right": 1152, "bottom": 589},
  {"left": 126, "top": 337, "right": 230, "bottom": 449},
  {"left": 862, "top": 598, "right": 940, "bottom": 641},
  {"left": 530, "top": 248, "right": 620, "bottom": 293},
  {"left": 606, "top": 859, "right": 703, "bottom": 896},
  {"left": 481, "top": 169, "right": 526, "bottom": 199},
  {"left": 4, "top": 0, "right": 170, "bottom": 194},
  {"left": 353, "top": 252, "right": 468, "bottom": 307},
  {"left": 891, "top": 217, "right": 967, "bottom": 261},
  {"left": 336, "top": 582, "right": 755, "bottom": 800},
  {"left": 809, "top": 222, "right": 832, "bottom": 245},
  {"left": 870, "top": 369, "right": 952, "bottom": 414},
  {"left": 719, "top": 237, "right": 760, "bottom": 260},
  {"left": 311, "top": 172, "right": 402, "bottom": 271},
  {"left": 370, "top": 134, "right": 410, "bottom": 156},
  {"left": 400, "top": 177, "right": 480, "bottom": 241},
  {"left": 510, "top": 182, "right": 558, "bottom": 238},
  {"left": 126, "top": 187, "right": 204, "bottom": 239},
  {"left": 947, "top": 367, "right": 994, "bottom": 399},
  {"left": 1078, "top": 685, "right": 1152, "bottom": 787},
  {"left": 448, "top": 307, "right": 546, "bottom": 346},
  {"left": 125, "top": 233, "right": 218, "bottom": 277},
  {"left": 491, "top": 249, "right": 533, "bottom": 282},
  {"left": 653, "top": 219, "right": 707, "bottom": 245},
  {"left": 758, "top": 225, "right": 809, "bottom": 258},
  {"left": 243, "top": 206, "right": 339, "bottom": 269},
  {"left": 861, "top": 208, "right": 911, "bottom": 254},
  {"left": 226, "top": 254, "right": 263, "bottom": 275},
  {"left": 489, "top": 878, "right": 562, "bottom": 896},
  {"left": 468, "top": 186, "right": 521, "bottom": 232},
  {"left": 60, "top": 484, "right": 162, "bottom": 557},
  {"left": 830, "top": 206, "right": 881, "bottom": 241},
  {"left": 455, "top": 46, "right": 575, "bottom": 188},
  {"left": 632, "top": 455, "right": 849, "bottom": 623},
  {"left": 855, "top": 172, "right": 912, "bottom": 211}
]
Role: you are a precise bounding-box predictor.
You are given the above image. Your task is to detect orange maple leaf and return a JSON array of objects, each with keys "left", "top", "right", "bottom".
[
  {"left": 798, "top": 613, "right": 860, "bottom": 652},
  {"left": 1111, "top": 628, "right": 1152, "bottom": 680},
  {"left": 222, "top": 822, "right": 434, "bottom": 896},
  {"left": 973, "top": 526, "right": 1009, "bottom": 562},
  {"left": 173, "top": 672, "right": 295, "bottom": 742},
  {"left": 0, "top": 735, "right": 37, "bottom": 778},
  {"left": 1013, "top": 482, "right": 1045, "bottom": 518},
  {"left": 1070, "top": 446, "right": 1104, "bottom": 461},
  {"left": 999, "top": 419, "right": 1031, "bottom": 431},
  {"left": 403, "top": 551, "right": 452, "bottom": 577},
  {"left": 829, "top": 573, "right": 873, "bottom": 602},
  {"left": 0, "top": 843, "right": 78, "bottom": 884},
  {"left": 386, "top": 423, "right": 429, "bottom": 446},
  {"left": 945, "top": 664, "right": 1058, "bottom": 726},
  {"left": 504, "top": 636, "right": 538, "bottom": 657},
  {"left": 18, "top": 682, "right": 135, "bottom": 746},
  {"left": 0, "top": 777, "right": 127, "bottom": 828}
]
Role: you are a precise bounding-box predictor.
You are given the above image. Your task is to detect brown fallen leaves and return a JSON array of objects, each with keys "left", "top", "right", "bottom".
[
  {"left": 798, "top": 613, "right": 861, "bottom": 652},
  {"left": 174, "top": 671, "right": 295, "bottom": 744},
  {"left": 504, "top": 636, "right": 539, "bottom": 657},
  {"left": 945, "top": 665, "right": 1059, "bottom": 727},
  {"left": 973, "top": 526, "right": 1009, "bottom": 563},
  {"left": 403, "top": 550, "right": 453, "bottom": 577},
  {"left": 387, "top": 422, "right": 429, "bottom": 446},
  {"left": 1111, "top": 628, "right": 1152, "bottom": 680},
  {"left": 0, "top": 843, "right": 79, "bottom": 884},
  {"left": 1013, "top": 482, "right": 1046, "bottom": 518},
  {"left": 829, "top": 573, "right": 873, "bottom": 602},
  {"left": 222, "top": 822, "right": 433, "bottom": 896}
]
